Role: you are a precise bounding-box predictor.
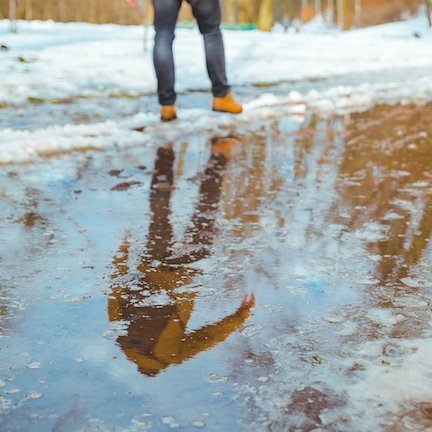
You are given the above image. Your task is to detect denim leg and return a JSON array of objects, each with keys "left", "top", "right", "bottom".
[
  {"left": 153, "top": 0, "right": 182, "bottom": 105},
  {"left": 188, "top": 0, "right": 230, "bottom": 97}
]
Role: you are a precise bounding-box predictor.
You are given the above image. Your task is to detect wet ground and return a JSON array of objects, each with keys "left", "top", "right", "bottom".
[
  {"left": 3, "top": 65, "right": 432, "bottom": 131},
  {"left": 1, "top": 100, "right": 432, "bottom": 431}
]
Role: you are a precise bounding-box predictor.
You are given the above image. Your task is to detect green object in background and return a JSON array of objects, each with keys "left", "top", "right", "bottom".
[
  {"left": 221, "top": 23, "right": 256, "bottom": 31},
  {"left": 176, "top": 21, "right": 256, "bottom": 31},
  {"left": 176, "top": 21, "right": 196, "bottom": 29}
]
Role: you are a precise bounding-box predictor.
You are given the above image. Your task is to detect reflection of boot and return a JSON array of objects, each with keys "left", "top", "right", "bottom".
[
  {"left": 211, "top": 136, "right": 240, "bottom": 160},
  {"left": 160, "top": 105, "right": 177, "bottom": 122},
  {"left": 212, "top": 92, "right": 243, "bottom": 114}
]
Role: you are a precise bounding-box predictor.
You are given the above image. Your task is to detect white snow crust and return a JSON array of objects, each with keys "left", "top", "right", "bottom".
[{"left": 1, "top": 16, "right": 432, "bottom": 164}]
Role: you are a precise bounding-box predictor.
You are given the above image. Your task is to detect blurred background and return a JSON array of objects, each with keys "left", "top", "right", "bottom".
[{"left": 0, "top": 0, "right": 428, "bottom": 31}]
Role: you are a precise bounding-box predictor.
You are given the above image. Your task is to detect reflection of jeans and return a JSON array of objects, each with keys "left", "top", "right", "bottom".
[{"left": 152, "top": 0, "right": 230, "bottom": 105}]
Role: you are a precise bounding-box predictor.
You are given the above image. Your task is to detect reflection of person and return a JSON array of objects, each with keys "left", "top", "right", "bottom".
[
  {"left": 152, "top": 0, "right": 243, "bottom": 121},
  {"left": 108, "top": 139, "right": 255, "bottom": 376}
]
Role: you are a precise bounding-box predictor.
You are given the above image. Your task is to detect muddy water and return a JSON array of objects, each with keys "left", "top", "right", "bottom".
[{"left": 0, "top": 103, "right": 431, "bottom": 431}]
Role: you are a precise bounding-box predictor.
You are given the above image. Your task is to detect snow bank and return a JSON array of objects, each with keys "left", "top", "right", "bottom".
[
  {"left": 3, "top": 75, "right": 432, "bottom": 165},
  {"left": 1, "top": 17, "right": 432, "bottom": 164},
  {"left": 1, "top": 16, "right": 432, "bottom": 104}
]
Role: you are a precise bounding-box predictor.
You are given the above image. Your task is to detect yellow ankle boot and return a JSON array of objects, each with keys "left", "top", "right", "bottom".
[
  {"left": 212, "top": 92, "right": 243, "bottom": 114},
  {"left": 160, "top": 105, "right": 177, "bottom": 122}
]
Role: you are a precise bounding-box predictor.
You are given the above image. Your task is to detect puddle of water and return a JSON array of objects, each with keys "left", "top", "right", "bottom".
[{"left": 0, "top": 103, "right": 431, "bottom": 431}]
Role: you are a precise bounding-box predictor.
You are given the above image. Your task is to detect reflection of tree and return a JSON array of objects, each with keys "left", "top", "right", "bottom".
[
  {"left": 223, "top": 134, "right": 266, "bottom": 225},
  {"left": 108, "top": 140, "right": 254, "bottom": 376},
  {"left": 227, "top": 104, "right": 432, "bottom": 431},
  {"left": 222, "top": 134, "right": 283, "bottom": 234},
  {"left": 332, "top": 103, "right": 432, "bottom": 285},
  {"left": 293, "top": 114, "right": 320, "bottom": 181}
]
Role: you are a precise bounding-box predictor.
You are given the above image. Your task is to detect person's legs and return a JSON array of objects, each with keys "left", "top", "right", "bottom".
[
  {"left": 145, "top": 144, "right": 175, "bottom": 262},
  {"left": 153, "top": 0, "right": 182, "bottom": 106},
  {"left": 188, "top": 0, "right": 230, "bottom": 98}
]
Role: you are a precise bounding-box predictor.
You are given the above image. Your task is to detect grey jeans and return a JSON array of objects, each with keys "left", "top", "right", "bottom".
[{"left": 153, "top": 0, "right": 230, "bottom": 105}]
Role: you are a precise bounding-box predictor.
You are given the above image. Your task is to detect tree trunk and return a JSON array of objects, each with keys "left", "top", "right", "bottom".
[
  {"left": 327, "top": 0, "right": 334, "bottom": 26},
  {"left": 355, "top": 0, "right": 361, "bottom": 27},
  {"left": 43, "top": 0, "right": 51, "bottom": 20},
  {"left": 58, "top": 0, "right": 67, "bottom": 22},
  {"left": 336, "top": 0, "right": 343, "bottom": 29},
  {"left": 9, "top": 0, "right": 16, "bottom": 32},
  {"left": 91, "top": 0, "right": 97, "bottom": 22},
  {"left": 237, "top": 0, "right": 250, "bottom": 23},
  {"left": 223, "top": 0, "right": 236, "bottom": 24},
  {"left": 336, "top": 0, "right": 349, "bottom": 30},
  {"left": 301, "top": 0, "right": 307, "bottom": 22},
  {"left": 315, "top": 0, "right": 321, "bottom": 15},
  {"left": 143, "top": 1, "right": 154, "bottom": 51},
  {"left": 257, "top": 0, "right": 273, "bottom": 31},
  {"left": 25, "top": 0, "right": 32, "bottom": 21},
  {"left": 426, "top": 0, "right": 432, "bottom": 27}
]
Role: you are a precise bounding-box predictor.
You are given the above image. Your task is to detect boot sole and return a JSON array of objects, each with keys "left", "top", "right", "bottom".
[
  {"left": 160, "top": 115, "right": 177, "bottom": 122},
  {"left": 212, "top": 108, "right": 243, "bottom": 114}
]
